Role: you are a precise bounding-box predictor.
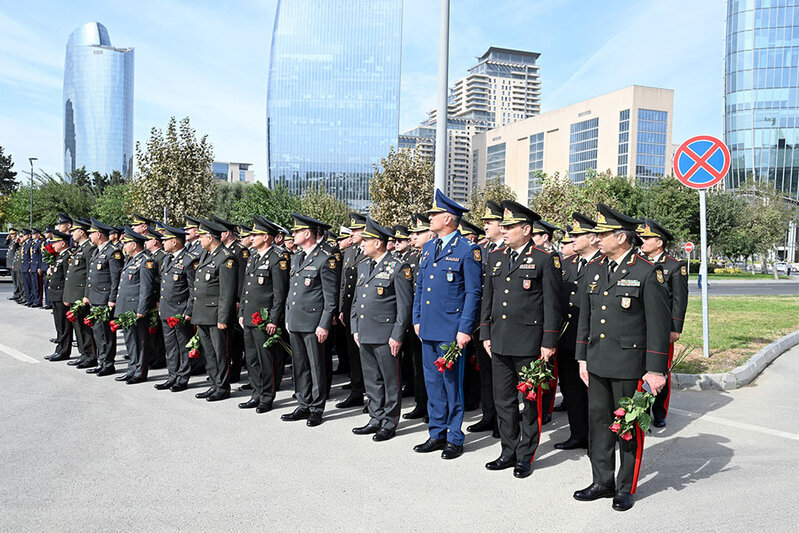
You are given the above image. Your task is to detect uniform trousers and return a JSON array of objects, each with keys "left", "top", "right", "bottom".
[
  {"left": 92, "top": 318, "right": 116, "bottom": 369},
  {"left": 197, "top": 325, "right": 231, "bottom": 393},
  {"left": 557, "top": 349, "right": 588, "bottom": 442},
  {"left": 162, "top": 319, "right": 193, "bottom": 386},
  {"left": 12, "top": 269, "right": 24, "bottom": 299},
  {"left": 345, "top": 325, "right": 365, "bottom": 395},
  {"left": 492, "top": 353, "right": 542, "bottom": 463},
  {"left": 587, "top": 373, "right": 644, "bottom": 494},
  {"left": 243, "top": 326, "right": 276, "bottom": 407},
  {"left": 652, "top": 342, "right": 675, "bottom": 421},
  {"left": 228, "top": 323, "right": 244, "bottom": 382},
  {"left": 407, "top": 331, "right": 427, "bottom": 409},
  {"left": 23, "top": 271, "right": 32, "bottom": 304},
  {"left": 123, "top": 319, "right": 149, "bottom": 380},
  {"left": 289, "top": 331, "right": 327, "bottom": 415},
  {"left": 52, "top": 301, "right": 72, "bottom": 357},
  {"left": 73, "top": 314, "right": 96, "bottom": 363},
  {"left": 360, "top": 343, "right": 402, "bottom": 431},
  {"left": 475, "top": 341, "right": 496, "bottom": 422},
  {"left": 421, "top": 340, "right": 465, "bottom": 446}
]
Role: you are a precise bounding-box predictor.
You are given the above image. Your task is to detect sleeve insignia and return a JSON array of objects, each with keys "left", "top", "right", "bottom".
[
  {"left": 656, "top": 270, "right": 664, "bottom": 284},
  {"left": 226, "top": 258, "right": 235, "bottom": 268},
  {"left": 113, "top": 251, "right": 122, "bottom": 260},
  {"left": 553, "top": 256, "right": 561, "bottom": 269},
  {"left": 145, "top": 261, "right": 154, "bottom": 269},
  {"left": 194, "top": 262, "right": 199, "bottom": 270},
  {"left": 473, "top": 248, "right": 481, "bottom": 262},
  {"left": 242, "top": 250, "right": 249, "bottom": 259},
  {"left": 334, "top": 252, "right": 341, "bottom": 262},
  {"left": 328, "top": 258, "right": 337, "bottom": 269},
  {"left": 403, "top": 266, "right": 412, "bottom": 280},
  {"left": 681, "top": 265, "right": 687, "bottom": 276},
  {"left": 279, "top": 260, "right": 288, "bottom": 270}
]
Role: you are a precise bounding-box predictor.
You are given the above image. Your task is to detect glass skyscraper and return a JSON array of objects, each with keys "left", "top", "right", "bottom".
[
  {"left": 266, "top": 0, "right": 402, "bottom": 211},
  {"left": 725, "top": 0, "right": 799, "bottom": 199},
  {"left": 63, "top": 22, "right": 134, "bottom": 178}
]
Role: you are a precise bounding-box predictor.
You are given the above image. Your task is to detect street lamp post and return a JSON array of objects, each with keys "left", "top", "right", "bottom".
[
  {"left": 434, "top": 0, "right": 450, "bottom": 193},
  {"left": 28, "top": 157, "right": 37, "bottom": 228}
]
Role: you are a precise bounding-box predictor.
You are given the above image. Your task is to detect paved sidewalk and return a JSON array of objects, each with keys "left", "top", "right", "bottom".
[{"left": 0, "top": 282, "right": 797, "bottom": 531}]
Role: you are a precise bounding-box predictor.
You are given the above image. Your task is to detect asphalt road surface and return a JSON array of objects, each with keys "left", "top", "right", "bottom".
[
  {"left": 688, "top": 279, "right": 799, "bottom": 296},
  {"left": 1, "top": 283, "right": 798, "bottom": 531}
]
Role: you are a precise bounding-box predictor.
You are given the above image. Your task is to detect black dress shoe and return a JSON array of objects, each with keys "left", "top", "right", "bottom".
[
  {"left": 612, "top": 492, "right": 634, "bottom": 511},
  {"left": 115, "top": 374, "right": 132, "bottom": 382},
  {"left": 255, "top": 404, "right": 272, "bottom": 414},
  {"left": 441, "top": 442, "right": 464, "bottom": 460},
  {"left": 573, "top": 483, "right": 616, "bottom": 502},
  {"left": 155, "top": 380, "right": 176, "bottom": 390},
  {"left": 485, "top": 456, "right": 516, "bottom": 471},
  {"left": 653, "top": 417, "right": 666, "bottom": 428},
  {"left": 492, "top": 428, "right": 500, "bottom": 438},
  {"left": 170, "top": 383, "right": 188, "bottom": 392},
  {"left": 48, "top": 354, "right": 69, "bottom": 362},
  {"left": 44, "top": 354, "right": 53, "bottom": 360},
  {"left": 44, "top": 305, "right": 53, "bottom": 310},
  {"left": 238, "top": 399, "right": 259, "bottom": 409},
  {"left": 513, "top": 461, "right": 533, "bottom": 478},
  {"left": 67, "top": 359, "right": 83, "bottom": 366},
  {"left": 206, "top": 390, "right": 230, "bottom": 402},
  {"left": 195, "top": 388, "right": 215, "bottom": 399},
  {"left": 76, "top": 360, "right": 97, "bottom": 369},
  {"left": 541, "top": 413, "right": 552, "bottom": 425},
  {"left": 403, "top": 405, "right": 427, "bottom": 420},
  {"left": 85, "top": 367, "right": 102, "bottom": 374},
  {"left": 336, "top": 394, "right": 364, "bottom": 408},
  {"left": 467, "top": 419, "right": 494, "bottom": 433},
  {"left": 281, "top": 408, "right": 311, "bottom": 421},
  {"left": 554, "top": 438, "right": 589, "bottom": 450},
  {"left": 49, "top": 337, "right": 58, "bottom": 343},
  {"left": 553, "top": 401, "right": 567, "bottom": 412},
  {"left": 373, "top": 428, "right": 395, "bottom": 442},
  {"left": 413, "top": 438, "right": 447, "bottom": 453},
  {"left": 306, "top": 413, "right": 323, "bottom": 426},
  {"left": 97, "top": 366, "right": 116, "bottom": 377},
  {"left": 239, "top": 383, "right": 253, "bottom": 391},
  {"left": 352, "top": 422, "right": 381, "bottom": 435},
  {"left": 126, "top": 377, "right": 146, "bottom": 385}
]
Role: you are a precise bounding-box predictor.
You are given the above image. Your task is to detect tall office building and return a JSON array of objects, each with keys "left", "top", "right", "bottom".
[
  {"left": 403, "top": 47, "right": 541, "bottom": 203},
  {"left": 267, "top": 0, "right": 402, "bottom": 211},
  {"left": 724, "top": 0, "right": 799, "bottom": 199},
  {"left": 63, "top": 22, "right": 134, "bottom": 178}
]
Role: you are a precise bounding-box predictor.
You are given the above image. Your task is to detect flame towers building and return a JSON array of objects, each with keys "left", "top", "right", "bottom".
[
  {"left": 63, "top": 22, "right": 134, "bottom": 178},
  {"left": 266, "top": 0, "right": 402, "bottom": 210}
]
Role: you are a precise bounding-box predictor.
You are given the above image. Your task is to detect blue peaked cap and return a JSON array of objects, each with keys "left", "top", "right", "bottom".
[{"left": 426, "top": 189, "right": 469, "bottom": 217}]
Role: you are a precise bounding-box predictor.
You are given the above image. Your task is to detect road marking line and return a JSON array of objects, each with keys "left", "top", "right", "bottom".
[
  {"left": 0, "top": 343, "right": 41, "bottom": 364},
  {"left": 671, "top": 407, "right": 799, "bottom": 442}
]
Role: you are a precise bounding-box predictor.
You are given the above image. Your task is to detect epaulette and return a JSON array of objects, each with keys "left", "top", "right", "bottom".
[
  {"left": 533, "top": 245, "right": 552, "bottom": 255},
  {"left": 493, "top": 246, "right": 507, "bottom": 254},
  {"left": 588, "top": 255, "right": 603, "bottom": 265}
]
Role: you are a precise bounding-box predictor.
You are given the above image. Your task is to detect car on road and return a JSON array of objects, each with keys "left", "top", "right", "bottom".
[
  {"left": 0, "top": 232, "right": 10, "bottom": 277},
  {"left": 774, "top": 261, "right": 791, "bottom": 275}
]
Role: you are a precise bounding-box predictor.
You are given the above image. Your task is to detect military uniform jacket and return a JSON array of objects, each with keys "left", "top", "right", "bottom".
[
  {"left": 227, "top": 241, "right": 249, "bottom": 300},
  {"left": 479, "top": 241, "right": 563, "bottom": 355},
  {"left": 412, "top": 231, "right": 483, "bottom": 342},
  {"left": 159, "top": 248, "right": 199, "bottom": 319},
  {"left": 575, "top": 251, "right": 671, "bottom": 379},
  {"left": 654, "top": 254, "right": 689, "bottom": 334},
  {"left": 21, "top": 239, "right": 31, "bottom": 272},
  {"left": 13, "top": 243, "right": 23, "bottom": 271},
  {"left": 28, "top": 238, "right": 43, "bottom": 273},
  {"left": 339, "top": 245, "right": 368, "bottom": 320},
  {"left": 48, "top": 249, "right": 72, "bottom": 301},
  {"left": 85, "top": 243, "right": 124, "bottom": 306},
  {"left": 350, "top": 254, "right": 413, "bottom": 344},
  {"left": 239, "top": 246, "right": 289, "bottom": 327},
  {"left": 151, "top": 248, "right": 168, "bottom": 269},
  {"left": 64, "top": 240, "right": 95, "bottom": 303},
  {"left": 559, "top": 251, "right": 603, "bottom": 353},
  {"left": 6, "top": 239, "right": 16, "bottom": 269},
  {"left": 116, "top": 252, "right": 159, "bottom": 316},
  {"left": 191, "top": 245, "right": 238, "bottom": 326},
  {"left": 285, "top": 245, "right": 339, "bottom": 333},
  {"left": 186, "top": 239, "right": 202, "bottom": 258}
]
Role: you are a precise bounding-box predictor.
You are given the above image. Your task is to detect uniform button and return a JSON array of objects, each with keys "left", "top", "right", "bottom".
[
  {"left": 362, "top": 294, "right": 367, "bottom": 297},
  {"left": 426, "top": 300, "right": 430, "bottom": 305},
  {"left": 502, "top": 302, "right": 507, "bottom": 306},
  {"left": 501, "top": 314, "right": 507, "bottom": 320},
  {"left": 600, "top": 333, "right": 605, "bottom": 339},
  {"left": 293, "top": 292, "right": 296, "bottom": 296},
  {"left": 601, "top": 305, "right": 607, "bottom": 310},
  {"left": 433, "top": 263, "right": 437, "bottom": 267},
  {"left": 292, "top": 302, "right": 296, "bottom": 305},
  {"left": 568, "top": 302, "right": 573, "bottom": 307},
  {"left": 294, "top": 282, "right": 298, "bottom": 286},
  {"left": 427, "top": 287, "right": 431, "bottom": 292},
  {"left": 567, "top": 313, "right": 572, "bottom": 318},
  {"left": 360, "top": 315, "right": 364, "bottom": 319},
  {"left": 633, "top": 344, "right": 637, "bottom": 348},
  {"left": 574, "top": 281, "right": 578, "bottom": 285},
  {"left": 600, "top": 319, "right": 606, "bottom": 324},
  {"left": 506, "top": 277, "right": 511, "bottom": 282},
  {"left": 570, "top": 291, "right": 575, "bottom": 295},
  {"left": 603, "top": 291, "right": 608, "bottom": 296},
  {"left": 360, "top": 304, "right": 364, "bottom": 308},
  {"left": 504, "top": 289, "right": 509, "bottom": 294},
  {"left": 430, "top": 275, "right": 434, "bottom": 279}
]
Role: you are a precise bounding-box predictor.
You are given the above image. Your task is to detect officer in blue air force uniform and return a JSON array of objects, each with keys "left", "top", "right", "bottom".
[{"left": 412, "top": 189, "right": 482, "bottom": 460}]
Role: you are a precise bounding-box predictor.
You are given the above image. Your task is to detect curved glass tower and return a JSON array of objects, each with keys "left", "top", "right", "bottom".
[
  {"left": 63, "top": 22, "right": 134, "bottom": 179},
  {"left": 724, "top": 0, "right": 799, "bottom": 199},
  {"left": 267, "top": 0, "right": 402, "bottom": 210}
]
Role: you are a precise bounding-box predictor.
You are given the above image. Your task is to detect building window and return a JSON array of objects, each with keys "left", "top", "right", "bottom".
[
  {"left": 569, "top": 118, "right": 599, "bottom": 184},
  {"left": 618, "top": 109, "right": 629, "bottom": 176},
  {"left": 635, "top": 108, "right": 668, "bottom": 185},
  {"left": 486, "top": 142, "right": 506, "bottom": 183},
  {"left": 472, "top": 149, "right": 479, "bottom": 190},
  {"left": 528, "top": 133, "right": 544, "bottom": 201}
]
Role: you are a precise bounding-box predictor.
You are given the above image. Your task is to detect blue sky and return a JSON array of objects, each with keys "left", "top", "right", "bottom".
[{"left": 0, "top": 0, "right": 725, "bottom": 181}]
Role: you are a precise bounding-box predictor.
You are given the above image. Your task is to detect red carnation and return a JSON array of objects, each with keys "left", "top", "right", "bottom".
[
  {"left": 620, "top": 431, "right": 633, "bottom": 441},
  {"left": 252, "top": 312, "right": 263, "bottom": 326},
  {"left": 446, "top": 360, "right": 454, "bottom": 370},
  {"left": 516, "top": 381, "right": 530, "bottom": 394},
  {"left": 109, "top": 321, "right": 120, "bottom": 332},
  {"left": 188, "top": 349, "right": 200, "bottom": 359},
  {"left": 148, "top": 326, "right": 158, "bottom": 335},
  {"left": 83, "top": 318, "right": 94, "bottom": 327},
  {"left": 525, "top": 390, "right": 537, "bottom": 401},
  {"left": 613, "top": 408, "right": 626, "bottom": 417},
  {"left": 66, "top": 311, "right": 76, "bottom": 323},
  {"left": 609, "top": 422, "right": 621, "bottom": 433},
  {"left": 167, "top": 316, "right": 179, "bottom": 328}
]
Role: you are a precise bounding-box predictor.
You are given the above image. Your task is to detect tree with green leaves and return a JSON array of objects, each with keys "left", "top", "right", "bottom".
[
  {"left": 300, "top": 184, "right": 350, "bottom": 230},
  {"left": 213, "top": 182, "right": 248, "bottom": 221},
  {"left": 466, "top": 177, "right": 517, "bottom": 223},
  {"left": 4, "top": 171, "right": 96, "bottom": 228},
  {"left": 231, "top": 183, "right": 300, "bottom": 228},
  {"left": 0, "top": 146, "right": 18, "bottom": 196},
  {"left": 93, "top": 183, "right": 130, "bottom": 226},
  {"left": 369, "top": 147, "right": 434, "bottom": 227},
  {"left": 529, "top": 172, "right": 580, "bottom": 228},
  {"left": 129, "top": 116, "right": 216, "bottom": 225}
]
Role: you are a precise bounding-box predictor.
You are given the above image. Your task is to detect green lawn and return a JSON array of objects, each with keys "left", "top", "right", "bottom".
[
  {"left": 705, "top": 273, "right": 791, "bottom": 280},
  {"left": 673, "top": 295, "right": 799, "bottom": 374}
]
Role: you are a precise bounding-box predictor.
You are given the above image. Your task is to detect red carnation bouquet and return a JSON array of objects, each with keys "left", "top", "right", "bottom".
[
  {"left": 83, "top": 305, "right": 112, "bottom": 327},
  {"left": 148, "top": 310, "right": 160, "bottom": 335},
  {"left": 610, "top": 391, "right": 656, "bottom": 440},
  {"left": 517, "top": 358, "right": 554, "bottom": 402},
  {"left": 186, "top": 334, "right": 201, "bottom": 359},
  {"left": 66, "top": 300, "right": 88, "bottom": 323},
  {"left": 435, "top": 341, "right": 462, "bottom": 373},
  {"left": 110, "top": 311, "right": 138, "bottom": 332},
  {"left": 166, "top": 314, "right": 188, "bottom": 328},
  {"left": 42, "top": 242, "right": 59, "bottom": 265},
  {"left": 252, "top": 308, "right": 291, "bottom": 353}
]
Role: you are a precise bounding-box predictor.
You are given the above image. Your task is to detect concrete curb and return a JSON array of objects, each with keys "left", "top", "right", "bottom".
[{"left": 673, "top": 329, "right": 799, "bottom": 391}]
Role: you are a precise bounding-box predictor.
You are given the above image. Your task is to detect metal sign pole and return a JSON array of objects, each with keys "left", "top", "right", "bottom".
[{"left": 699, "top": 189, "right": 710, "bottom": 358}]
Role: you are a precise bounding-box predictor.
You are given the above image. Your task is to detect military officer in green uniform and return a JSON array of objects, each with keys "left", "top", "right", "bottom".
[
  {"left": 184, "top": 216, "right": 203, "bottom": 257},
  {"left": 349, "top": 217, "right": 413, "bottom": 442},
  {"left": 480, "top": 201, "right": 562, "bottom": 478},
  {"left": 84, "top": 218, "right": 124, "bottom": 375},
  {"left": 64, "top": 218, "right": 96, "bottom": 367},
  {"left": 44, "top": 231, "right": 73, "bottom": 361},
  {"left": 637, "top": 218, "right": 689, "bottom": 428},
  {"left": 573, "top": 204, "right": 670, "bottom": 512},
  {"left": 214, "top": 216, "right": 249, "bottom": 383},
  {"left": 238, "top": 217, "right": 289, "bottom": 413},
  {"left": 192, "top": 219, "right": 239, "bottom": 401},
  {"left": 281, "top": 213, "right": 340, "bottom": 427}
]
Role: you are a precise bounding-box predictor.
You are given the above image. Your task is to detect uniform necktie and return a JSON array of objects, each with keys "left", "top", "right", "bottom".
[
  {"left": 608, "top": 260, "right": 617, "bottom": 275},
  {"left": 578, "top": 258, "right": 586, "bottom": 272},
  {"left": 369, "top": 260, "right": 377, "bottom": 274},
  {"left": 510, "top": 250, "right": 519, "bottom": 266},
  {"left": 435, "top": 239, "right": 442, "bottom": 256}
]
